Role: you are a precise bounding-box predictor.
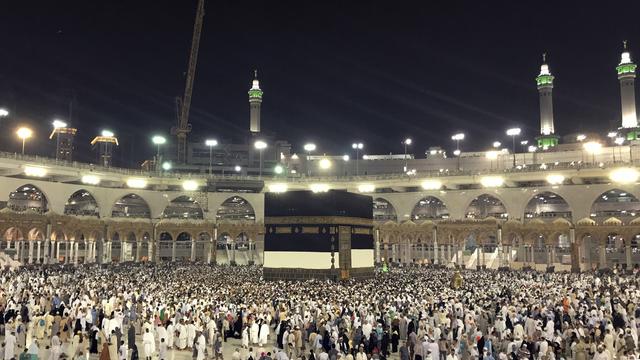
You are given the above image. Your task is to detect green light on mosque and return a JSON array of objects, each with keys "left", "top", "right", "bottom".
[
  {"left": 536, "top": 74, "right": 554, "bottom": 86},
  {"left": 248, "top": 89, "right": 263, "bottom": 98},
  {"left": 617, "top": 63, "right": 637, "bottom": 75}
]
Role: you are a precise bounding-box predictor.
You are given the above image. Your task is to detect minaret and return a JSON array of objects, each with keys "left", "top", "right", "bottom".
[
  {"left": 535, "top": 53, "right": 559, "bottom": 148},
  {"left": 248, "top": 70, "right": 263, "bottom": 134},
  {"left": 617, "top": 41, "right": 638, "bottom": 135}
]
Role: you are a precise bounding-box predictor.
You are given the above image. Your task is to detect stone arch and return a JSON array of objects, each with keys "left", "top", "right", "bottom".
[
  {"left": 524, "top": 191, "right": 572, "bottom": 221},
  {"left": 51, "top": 230, "right": 66, "bottom": 241},
  {"left": 112, "top": 194, "right": 151, "bottom": 218},
  {"left": 235, "top": 232, "right": 250, "bottom": 249},
  {"left": 590, "top": 189, "right": 640, "bottom": 223},
  {"left": 64, "top": 189, "right": 99, "bottom": 217},
  {"left": 373, "top": 198, "right": 398, "bottom": 222},
  {"left": 162, "top": 195, "right": 204, "bottom": 219},
  {"left": 4, "top": 227, "right": 24, "bottom": 241},
  {"left": 175, "top": 232, "right": 192, "bottom": 261},
  {"left": 465, "top": 194, "right": 508, "bottom": 219},
  {"left": 8, "top": 184, "right": 48, "bottom": 213},
  {"left": 411, "top": 196, "right": 449, "bottom": 221},
  {"left": 28, "top": 228, "right": 45, "bottom": 241},
  {"left": 216, "top": 196, "right": 256, "bottom": 222}
]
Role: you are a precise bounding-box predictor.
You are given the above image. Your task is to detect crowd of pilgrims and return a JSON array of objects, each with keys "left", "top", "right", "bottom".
[{"left": 0, "top": 264, "right": 638, "bottom": 360}]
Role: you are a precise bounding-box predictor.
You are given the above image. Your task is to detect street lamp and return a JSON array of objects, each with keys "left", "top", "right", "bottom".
[
  {"left": 615, "top": 137, "right": 627, "bottom": 162},
  {"left": 492, "top": 141, "right": 501, "bottom": 148},
  {"left": 254, "top": 140, "right": 267, "bottom": 177},
  {"left": 520, "top": 140, "right": 529, "bottom": 165},
  {"left": 152, "top": 135, "right": 166, "bottom": 174},
  {"left": 303, "top": 143, "right": 316, "bottom": 176},
  {"left": 583, "top": 141, "right": 602, "bottom": 164},
  {"left": 16, "top": 127, "right": 32, "bottom": 155},
  {"left": 0, "top": 108, "right": 9, "bottom": 117},
  {"left": 608, "top": 132, "right": 618, "bottom": 162},
  {"left": 506, "top": 128, "right": 521, "bottom": 167},
  {"left": 51, "top": 119, "right": 68, "bottom": 160},
  {"left": 403, "top": 138, "right": 412, "bottom": 173},
  {"left": 451, "top": 133, "right": 464, "bottom": 170},
  {"left": 205, "top": 139, "right": 218, "bottom": 177},
  {"left": 352, "top": 142, "right": 364, "bottom": 176},
  {"left": 576, "top": 134, "right": 586, "bottom": 142}
]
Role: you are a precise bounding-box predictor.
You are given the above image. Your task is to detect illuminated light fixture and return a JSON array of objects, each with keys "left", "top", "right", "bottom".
[
  {"left": 546, "top": 174, "right": 565, "bottom": 185},
  {"left": 615, "top": 137, "right": 625, "bottom": 145},
  {"left": 352, "top": 142, "right": 364, "bottom": 150},
  {"left": 609, "top": 167, "right": 640, "bottom": 184},
  {"left": 126, "top": 178, "right": 147, "bottom": 189},
  {"left": 254, "top": 140, "right": 267, "bottom": 150},
  {"left": 342, "top": 154, "right": 350, "bottom": 161},
  {"left": 319, "top": 158, "right": 332, "bottom": 169},
  {"left": 161, "top": 162, "right": 172, "bottom": 171},
  {"left": 492, "top": 141, "right": 501, "bottom": 148},
  {"left": 274, "top": 165, "right": 284, "bottom": 174},
  {"left": 234, "top": 165, "right": 242, "bottom": 172},
  {"left": 0, "top": 108, "right": 8, "bottom": 117},
  {"left": 453, "top": 149, "right": 461, "bottom": 156},
  {"left": 576, "top": 134, "right": 586, "bottom": 142},
  {"left": 152, "top": 135, "right": 166, "bottom": 145},
  {"left": 506, "top": 128, "right": 521, "bottom": 136},
  {"left": 291, "top": 154, "right": 299, "bottom": 160},
  {"left": 52, "top": 119, "right": 67, "bottom": 129},
  {"left": 608, "top": 131, "right": 618, "bottom": 138},
  {"left": 404, "top": 138, "right": 412, "bottom": 145},
  {"left": 205, "top": 139, "right": 218, "bottom": 147},
  {"left": 485, "top": 150, "right": 498, "bottom": 160},
  {"left": 358, "top": 183, "right": 375, "bottom": 193},
  {"left": 309, "top": 183, "right": 330, "bottom": 193},
  {"left": 451, "top": 133, "right": 465, "bottom": 141},
  {"left": 528, "top": 145, "right": 538, "bottom": 152},
  {"left": 421, "top": 179, "right": 442, "bottom": 190},
  {"left": 81, "top": 175, "right": 101, "bottom": 185},
  {"left": 303, "top": 143, "right": 316, "bottom": 152},
  {"left": 583, "top": 141, "right": 602, "bottom": 154},
  {"left": 101, "top": 130, "right": 115, "bottom": 137},
  {"left": 24, "top": 166, "right": 47, "bottom": 177},
  {"left": 182, "top": 180, "right": 199, "bottom": 191},
  {"left": 480, "top": 176, "right": 504, "bottom": 188},
  {"left": 268, "top": 183, "right": 288, "bottom": 193}
]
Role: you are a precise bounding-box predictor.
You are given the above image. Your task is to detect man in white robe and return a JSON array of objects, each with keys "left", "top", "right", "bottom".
[
  {"left": 143, "top": 328, "right": 156, "bottom": 360},
  {"left": 4, "top": 332, "right": 16, "bottom": 360}
]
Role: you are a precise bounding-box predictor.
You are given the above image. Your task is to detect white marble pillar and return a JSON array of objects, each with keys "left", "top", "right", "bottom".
[
  {"left": 171, "top": 241, "right": 176, "bottom": 262},
  {"left": 374, "top": 239, "right": 381, "bottom": 263},
  {"left": 148, "top": 241, "right": 154, "bottom": 262},
  {"left": 207, "top": 239, "right": 212, "bottom": 264},
  {"left": 391, "top": 244, "right": 397, "bottom": 263},
  {"left": 43, "top": 240, "right": 49, "bottom": 264},
  {"left": 190, "top": 240, "right": 196, "bottom": 262},
  {"left": 120, "top": 241, "right": 126, "bottom": 262},
  {"left": 136, "top": 242, "right": 142, "bottom": 262},
  {"left": 432, "top": 228, "right": 438, "bottom": 265},
  {"left": 36, "top": 241, "right": 41, "bottom": 264},
  {"left": 28, "top": 241, "right": 34, "bottom": 264},
  {"left": 74, "top": 242, "right": 79, "bottom": 264},
  {"left": 56, "top": 241, "right": 61, "bottom": 262},
  {"left": 599, "top": 245, "right": 607, "bottom": 269}
]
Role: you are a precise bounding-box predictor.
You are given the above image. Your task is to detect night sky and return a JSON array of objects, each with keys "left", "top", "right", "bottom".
[{"left": 1, "top": 1, "right": 639, "bottom": 167}]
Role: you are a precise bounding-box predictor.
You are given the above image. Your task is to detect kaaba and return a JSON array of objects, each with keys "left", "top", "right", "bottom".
[{"left": 263, "top": 190, "right": 374, "bottom": 281}]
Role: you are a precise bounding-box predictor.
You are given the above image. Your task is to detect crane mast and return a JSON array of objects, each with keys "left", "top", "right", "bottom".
[{"left": 173, "top": 0, "right": 205, "bottom": 163}]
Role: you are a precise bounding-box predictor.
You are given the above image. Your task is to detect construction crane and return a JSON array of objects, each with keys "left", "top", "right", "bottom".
[{"left": 172, "top": 0, "right": 205, "bottom": 163}]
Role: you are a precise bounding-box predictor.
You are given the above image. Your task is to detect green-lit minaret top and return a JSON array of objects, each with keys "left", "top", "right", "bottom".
[
  {"left": 617, "top": 40, "right": 637, "bottom": 76},
  {"left": 536, "top": 53, "right": 554, "bottom": 87},
  {"left": 248, "top": 69, "right": 263, "bottom": 99}
]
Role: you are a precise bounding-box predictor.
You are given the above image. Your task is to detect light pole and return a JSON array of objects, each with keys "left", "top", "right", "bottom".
[
  {"left": 403, "top": 138, "right": 412, "bottom": 173},
  {"left": 152, "top": 135, "right": 166, "bottom": 174},
  {"left": 528, "top": 145, "right": 538, "bottom": 165},
  {"left": 254, "top": 140, "right": 267, "bottom": 177},
  {"left": 583, "top": 141, "right": 602, "bottom": 165},
  {"left": 303, "top": 143, "right": 316, "bottom": 176},
  {"left": 52, "top": 119, "right": 67, "bottom": 160},
  {"left": 205, "top": 139, "right": 218, "bottom": 177},
  {"left": 615, "top": 137, "right": 626, "bottom": 162},
  {"left": 506, "top": 128, "right": 521, "bottom": 167},
  {"left": 451, "top": 133, "right": 464, "bottom": 171},
  {"left": 16, "top": 127, "right": 33, "bottom": 155},
  {"left": 607, "top": 132, "right": 618, "bottom": 163},
  {"left": 352, "top": 142, "right": 363, "bottom": 176},
  {"left": 0, "top": 108, "right": 9, "bottom": 117},
  {"left": 520, "top": 140, "right": 528, "bottom": 166}
]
